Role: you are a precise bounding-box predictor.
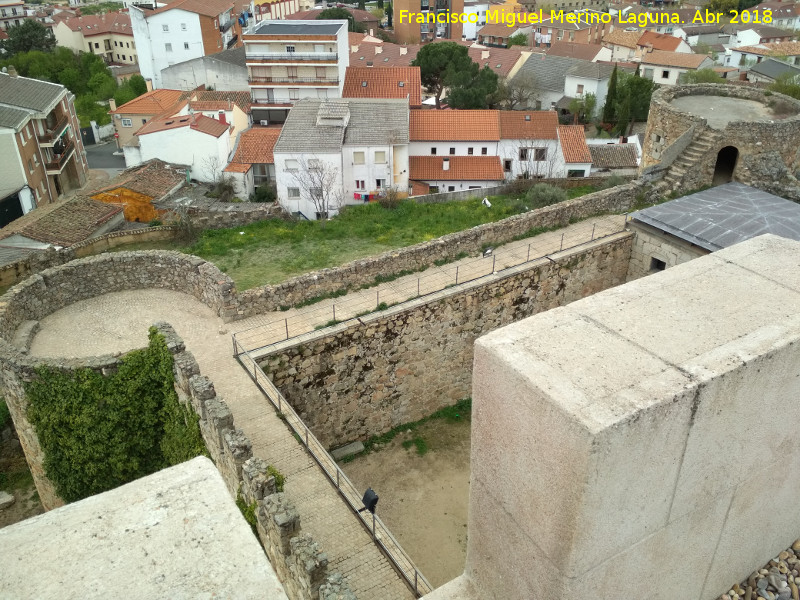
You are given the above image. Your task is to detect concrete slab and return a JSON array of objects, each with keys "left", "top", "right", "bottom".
[
  {"left": 669, "top": 95, "right": 782, "bottom": 129},
  {"left": 331, "top": 441, "right": 365, "bottom": 460},
  {"left": 0, "top": 457, "right": 289, "bottom": 600}
]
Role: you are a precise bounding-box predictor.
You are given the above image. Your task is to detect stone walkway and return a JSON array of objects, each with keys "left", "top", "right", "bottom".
[{"left": 26, "top": 213, "right": 626, "bottom": 599}]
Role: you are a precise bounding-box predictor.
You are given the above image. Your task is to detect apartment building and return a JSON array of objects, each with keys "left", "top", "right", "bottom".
[
  {"left": 53, "top": 12, "right": 138, "bottom": 65},
  {"left": 0, "top": 70, "right": 89, "bottom": 225},
  {"left": 393, "top": 0, "right": 464, "bottom": 44},
  {"left": 0, "top": 0, "right": 24, "bottom": 31},
  {"left": 251, "top": 0, "right": 302, "bottom": 23},
  {"left": 243, "top": 20, "right": 350, "bottom": 125},
  {"left": 131, "top": 0, "right": 244, "bottom": 89}
]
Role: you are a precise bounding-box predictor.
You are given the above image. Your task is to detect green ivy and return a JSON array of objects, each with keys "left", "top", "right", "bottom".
[
  {"left": 267, "top": 465, "right": 286, "bottom": 493},
  {"left": 236, "top": 493, "right": 259, "bottom": 535},
  {"left": 25, "top": 328, "right": 208, "bottom": 503}
]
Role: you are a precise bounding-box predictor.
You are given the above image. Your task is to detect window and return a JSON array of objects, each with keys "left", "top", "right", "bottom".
[
  {"left": 310, "top": 187, "right": 322, "bottom": 199},
  {"left": 287, "top": 66, "right": 298, "bottom": 78},
  {"left": 430, "top": 147, "right": 437, "bottom": 155},
  {"left": 468, "top": 147, "right": 474, "bottom": 155},
  {"left": 286, "top": 45, "right": 296, "bottom": 53},
  {"left": 355, "top": 180, "right": 366, "bottom": 190},
  {"left": 504, "top": 159, "right": 512, "bottom": 172},
  {"left": 162, "top": 24, "right": 169, "bottom": 32},
  {"left": 519, "top": 148, "right": 528, "bottom": 160},
  {"left": 534, "top": 148, "right": 546, "bottom": 161},
  {"left": 662, "top": 70, "right": 670, "bottom": 78},
  {"left": 285, "top": 159, "right": 298, "bottom": 171},
  {"left": 650, "top": 257, "right": 666, "bottom": 272},
  {"left": 121, "top": 118, "right": 133, "bottom": 127},
  {"left": 308, "top": 159, "right": 322, "bottom": 170},
  {"left": 165, "top": 43, "right": 173, "bottom": 52},
  {"left": 181, "top": 23, "right": 187, "bottom": 30},
  {"left": 576, "top": 84, "right": 584, "bottom": 94},
  {"left": 567, "top": 169, "right": 586, "bottom": 177},
  {"left": 142, "top": 119, "right": 147, "bottom": 125},
  {"left": 95, "top": 42, "right": 100, "bottom": 49},
  {"left": 448, "top": 185, "right": 456, "bottom": 192},
  {"left": 481, "top": 147, "right": 487, "bottom": 155},
  {"left": 289, "top": 89, "right": 299, "bottom": 100},
  {"left": 287, "top": 187, "right": 300, "bottom": 198},
  {"left": 644, "top": 68, "right": 654, "bottom": 79},
  {"left": 353, "top": 151, "right": 365, "bottom": 164},
  {"left": 28, "top": 159, "right": 33, "bottom": 173},
  {"left": 316, "top": 89, "right": 328, "bottom": 99},
  {"left": 115, "top": 41, "right": 118, "bottom": 47},
  {"left": 316, "top": 66, "right": 326, "bottom": 78},
  {"left": 184, "top": 42, "right": 189, "bottom": 50},
  {"left": 374, "top": 151, "right": 386, "bottom": 163},
  {"left": 449, "top": 147, "right": 455, "bottom": 155},
  {"left": 127, "top": 42, "right": 130, "bottom": 48},
  {"left": 376, "top": 179, "right": 386, "bottom": 188}
]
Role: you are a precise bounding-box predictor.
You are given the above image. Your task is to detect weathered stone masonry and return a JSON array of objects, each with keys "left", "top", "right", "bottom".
[{"left": 259, "top": 233, "right": 634, "bottom": 448}]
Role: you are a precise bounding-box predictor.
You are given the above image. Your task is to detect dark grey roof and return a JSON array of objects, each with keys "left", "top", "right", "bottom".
[
  {"left": 252, "top": 21, "right": 344, "bottom": 35},
  {"left": 275, "top": 98, "right": 408, "bottom": 153},
  {"left": 566, "top": 61, "right": 614, "bottom": 80},
  {"left": 630, "top": 182, "right": 800, "bottom": 251},
  {"left": 749, "top": 57, "right": 800, "bottom": 81},
  {"left": 208, "top": 45, "right": 246, "bottom": 67},
  {"left": 0, "top": 73, "right": 65, "bottom": 114},
  {"left": 0, "top": 105, "right": 31, "bottom": 130},
  {"left": 679, "top": 24, "right": 723, "bottom": 36},
  {"left": 513, "top": 53, "right": 581, "bottom": 93},
  {"left": 589, "top": 143, "right": 638, "bottom": 168}
]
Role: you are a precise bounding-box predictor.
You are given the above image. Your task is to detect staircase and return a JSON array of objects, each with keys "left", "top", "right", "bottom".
[{"left": 652, "top": 131, "right": 723, "bottom": 196}]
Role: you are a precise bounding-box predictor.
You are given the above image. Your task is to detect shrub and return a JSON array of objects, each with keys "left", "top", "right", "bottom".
[
  {"left": 597, "top": 174, "right": 627, "bottom": 190},
  {"left": 250, "top": 184, "right": 277, "bottom": 203},
  {"left": 524, "top": 183, "right": 568, "bottom": 209},
  {"left": 378, "top": 186, "right": 403, "bottom": 210}
]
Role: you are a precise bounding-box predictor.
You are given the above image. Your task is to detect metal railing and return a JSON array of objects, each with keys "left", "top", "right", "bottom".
[
  {"left": 246, "top": 52, "right": 338, "bottom": 61},
  {"left": 248, "top": 76, "right": 339, "bottom": 85},
  {"left": 45, "top": 140, "right": 75, "bottom": 173},
  {"left": 37, "top": 115, "right": 69, "bottom": 145},
  {"left": 233, "top": 340, "right": 435, "bottom": 598},
  {"left": 233, "top": 217, "right": 627, "bottom": 355}
]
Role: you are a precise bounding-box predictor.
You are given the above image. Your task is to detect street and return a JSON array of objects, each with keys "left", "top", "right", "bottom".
[{"left": 84, "top": 141, "right": 126, "bottom": 177}]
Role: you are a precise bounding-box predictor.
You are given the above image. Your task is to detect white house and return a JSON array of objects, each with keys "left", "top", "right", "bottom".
[
  {"left": 243, "top": 20, "right": 350, "bottom": 125},
  {"left": 726, "top": 24, "right": 793, "bottom": 48},
  {"left": 462, "top": 0, "right": 489, "bottom": 40},
  {"left": 728, "top": 41, "right": 800, "bottom": 68},
  {"left": 563, "top": 61, "right": 613, "bottom": 113},
  {"left": 640, "top": 50, "right": 715, "bottom": 85},
  {"left": 498, "top": 111, "right": 566, "bottom": 180},
  {"left": 130, "top": 0, "right": 243, "bottom": 89},
  {"left": 223, "top": 126, "right": 281, "bottom": 199},
  {"left": 124, "top": 113, "right": 232, "bottom": 182},
  {"left": 273, "top": 98, "right": 409, "bottom": 219}
]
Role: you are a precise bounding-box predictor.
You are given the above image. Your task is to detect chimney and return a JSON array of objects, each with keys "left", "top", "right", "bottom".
[
  {"left": 7, "top": 65, "right": 18, "bottom": 77},
  {"left": 351, "top": 44, "right": 359, "bottom": 52},
  {"left": 145, "top": 78, "right": 153, "bottom": 92},
  {"left": 375, "top": 46, "right": 382, "bottom": 54},
  {"left": 109, "top": 98, "right": 117, "bottom": 111},
  {"left": 443, "top": 157, "right": 450, "bottom": 171},
  {"left": 481, "top": 50, "right": 490, "bottom": 59},
  {"left": 369, "top": 28, "right": 374, "bottom": 36},
  {"left": 399, "top": 46, "right": 407, "bottom": 55}
]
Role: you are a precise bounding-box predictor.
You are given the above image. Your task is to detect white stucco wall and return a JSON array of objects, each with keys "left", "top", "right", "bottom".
[
  {"left": 274, "top": 151, "right": 343, "bottom": 219},
  {"left": 131, "top": 7, "right": 203, "bottom": 88},
  {"left": 498, "top": 138, "right": 565, "bottom": 179},
  {"left": 0, "top": 128, "right": 27, "bottom": 200},
  {"left": 408, "top": 140, "right": 500, "bottom": 157},
  {"left": 161, "top": 55, "right": 249, "bottom": 90},
  {"left": 138, "top": 127, "right": 230, "bottom": 182}
]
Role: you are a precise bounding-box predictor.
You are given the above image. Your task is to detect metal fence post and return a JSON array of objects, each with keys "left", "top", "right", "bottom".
[
  {"left": 305, "top": 426, "right": 309, "bottom": 447},
  {"left": 372, "top": 512, "right": 376, "bottom": 540},
  {"left": 591, "top": 224, "right": 596, "bottom": 240},
  {"left": 560, "top": 233, "right": 564, "bottom": 250},
  {"left": 333, "top": 304, "right": 336, "bottom": 321},
  {"left": 527, "top": 244, "right": 531, "bottom": 262},
  {"left": 417, "top": 278, "right": 420, "bottom": 297},
  {"left": 455, "top": 265, "right": 459, "bottom": 285},
  {"left": 492, "top": 255, "right": 496, "bottom": 273},
  {"left": 285, "top": 318, "right": 289, "bottom": 340}
]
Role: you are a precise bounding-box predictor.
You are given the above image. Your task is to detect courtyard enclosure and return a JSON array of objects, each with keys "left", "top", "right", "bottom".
[{"left": 425, "top": 234, "right": 800, "bottom": 600}]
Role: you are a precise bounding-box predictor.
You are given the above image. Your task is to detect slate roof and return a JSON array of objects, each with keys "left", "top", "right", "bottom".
[
  {"left": 342, "top": 67, "right": 422, "bottom": 106},
  {"left": 588, "top": 143, "right": 638, "bottom": 168},
  {"left": 748, "top": 57, "right": 800, "bottom": 80},
  {"left": 557, "top": 125, "right": 591, "bottom": 163},
  {"left": 409, "top": 156, "right": 504, "bottom": 181},
  {"left": 207, "top": 46, "right": 247, "bottom": 67},
  {"left": 630, "top": 182, "right": 800, "bottom": 251},
  {"left": 274, "top": 98, "right": 408, "bottom": 154},
  {"left": 0, "top": 105, "right": 31, "bottom": 130},
  {"left": 410, "top": 110, "right": 500, "bottom": 141},
  {"left": 513, "top": 53, "right": 583, "bottom": 93},
  {"left": 567, "top": 61, "right": 615, "bottom": 80},
  {"left": 0, "top": 72, "right": 65, "bottom": 114}
]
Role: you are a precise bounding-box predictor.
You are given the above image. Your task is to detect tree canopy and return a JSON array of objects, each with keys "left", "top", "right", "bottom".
[
  {"left": 679, "top": 68, "right": 724, "bottom": 84},
  {"left": 1, "top": 20, "right": 55, "bottom": 55},
  {"left": 317, "top": 8, "right": 364, "bottom": 32},
  {"left": 602, "top": 65, "right": 618, "bottom": 123},
  {"left": 506, "top": 33, "right": 529, "bottom": 48},
  {"left": 412, "top": 41, "right": 499, "bottom": 109}
]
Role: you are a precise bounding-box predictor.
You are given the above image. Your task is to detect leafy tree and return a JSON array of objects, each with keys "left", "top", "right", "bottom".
[
  {"left": 768, "top": 74, "right": 800, "bottom": 100},
  {"left": 358, "top": 0, "right": 366, "bottom": 9},
  {"left": 705, "top": 0, "right": 737, "bottom": 15},
  {"left": 616, "top": 71, "right": 655, "bottom": 122},
  {"left": 506, "top": 32, "right": 529, "bottom": 47},
  {"left": 369, "top": 7, "right": 385, "bottom": 21},
  {"left": 583, "top": 92, "right": 597, "bottom": 122},
  {"left": 88, "top": 71, "right": 117, "bottom": 99},
  {"left": 602, "top": 65, "right": 618, "bottom": 123},
  {"left": 378, "top": 0, "right": 384, "bottom": 7},
  {"left": 129, "top": 74, "right": 148, "bottom": 96},
  {"left": 615, "top": 92, "right": 631, "bottom": 136},
  {"left": 1, "top": 20, "right": 54, "bottom": 55},
  {"left": 114, "top": 85, "right": 139, "bottom": 107},
  {"left": 412, "top": 41, "right": 498, "bottom": 108},
  {"left": 317, "top": 7, "right": 364, "bottom": 32},
  {"left": 679, "top": 68, "right": 724, "bottom": 84}
]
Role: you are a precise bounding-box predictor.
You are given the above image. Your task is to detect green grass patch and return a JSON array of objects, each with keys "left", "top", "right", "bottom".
[
  {"left": 401, "top": 436, "right": 429, "bottom": 456},
  {"left": 294, "top": 288, "right": 348, "bottom": 308}
]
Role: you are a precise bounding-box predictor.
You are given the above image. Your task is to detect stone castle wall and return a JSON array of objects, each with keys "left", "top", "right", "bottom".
[
  {"left": 626, "top": 221, "right": 709, "bottom": 281},
  {"left": 641, "top": 84, "right": 800, "bottom": 192},
  {"left": 259, "top": 233, "right": 634, "bottom": 448}
]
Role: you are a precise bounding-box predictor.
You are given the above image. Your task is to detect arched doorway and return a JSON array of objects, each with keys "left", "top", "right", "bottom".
[{"left": 713, "top": 146, "right": 738, "bottom": 185}]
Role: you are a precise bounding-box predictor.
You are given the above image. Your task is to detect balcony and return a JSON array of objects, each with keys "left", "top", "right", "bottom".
[
  {"left": 248, "top": 76, "right": 339, "bottom": 86},
  {"left": 220, "top": 20, "right": 234, "bottom": 32},
  {"left": 227, "top": 34, "right": 238, "bottom": 48},
  {"left": 37, "top": 116, "right": 69, "bottom": 147},
  {"left": 45, "top": 140, "right": 75, "bottom": 175},
  {"left": 246, "top": 52, "right": 338, "bottom": 63}
]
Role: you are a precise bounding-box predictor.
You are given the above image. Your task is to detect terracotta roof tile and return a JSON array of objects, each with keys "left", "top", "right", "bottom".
[
  {"left": 557, "top": 125, "right": 591, "bottom": 164},
  {"left": 588, "top": 143, "right": 638, "bottom": 168},
  {"left": 227, "top": 126, "right": 281, "bottom": 167},
  {"left": 637, "top": 31, "right": 683, "bottom": 51},
  {"left": 189, "top": 90, "right": 251, "bottom": 112},
  {"left": 499, "top": 110, "right": 558, "bottom": 140},
  {"left": 736, "top": 41, "right": 800, "bottom": 56},
  {"left": 602, "top": 29, "right": 640, "bottom": 49},
  {"left": 545, "top": 41, "right": 604, "bottom": 61},
  {"left": 59, "top": 12, "right": 133, "bottom": 36},
  {"left": 146, "top": 0, "right": 235, "bottom": 18},
  {"left": 110, "top": 89, "right": 189, "bottom": 115},
  {"left": 477, "top": 22, "right": 526, "bottom": 38},
  {"left": 136, "top": 113, "right": 230, "bottom": 137},
  {"left": 89, "top": 159, "right": 186, "bottom": 200},
  {"left": 409, "top": 156, "right": 504, "bottom": 181},
  {"left": 343, "top": 67, "right": 422, "bottom": 106},
  {"left": 410, "top": 110, "right": 500, "bottom": 141},
  {"left": 640, "top": 49, "right": 711, "bottom": 68}
]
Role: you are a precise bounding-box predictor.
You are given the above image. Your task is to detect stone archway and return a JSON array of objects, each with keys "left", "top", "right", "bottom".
[{"left": 713, "top": 146, "right": 739, "bottom": 185}]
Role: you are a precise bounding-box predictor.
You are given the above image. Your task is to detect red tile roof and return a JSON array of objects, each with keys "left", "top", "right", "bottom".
[
  {"left": 602, "top": 30, "right": 641, "bottom": 49},
  {"left": 285, "top": 7, "right": 378, "bottom": 23},
  {"left": 59, "top": 12, "right": 133, "bottom": 37},
  {"left": 410, "top": 110, "right": 500, "bottom": 141},
  {"left": 225, "top": 126, "right": 281, "bottom": 170},
  {"left": 88, "top": 159, "right": 186, "bottom": 200},
  {"left": 188, "top": 90, "right": 251, "bottom": 112},
  {"left": 146, "top": 0, "right": 235, "bottom": 17},
  {"left": 545, "top": 41, "right": 604, "bottom": 61},
  {"left": 637, "top": 31, "right": 684, "bottom": 51},
  {"left": 136, "top": 113, "right": 230, "bottom": 138},
  {"left": 477, "top": 22, "right": 526, "bottom": 38},
  {"left": 736, "top": 41, "right": 800, "bottom": 56},
  {"left": 640, "top": 49, "right": 711, "bottom": 68},
  {"left": 499, "top": 111, "right": 558, "bottom": 140},
  {"left": 558, "top": 125, "right": 592, "bottom": 164},
  {"left": 409, "top": 156, "right": 504, "bottom": 181},
  {"left": 343, "top": 67, "right": 422, "bottom": 106},
  {"left": 110, "top": 89, "right": 189, "bottom": 115}
]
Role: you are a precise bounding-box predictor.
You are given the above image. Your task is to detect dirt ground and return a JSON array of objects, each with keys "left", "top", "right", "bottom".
[
  {"left": 340, "top": 417, "right": 471, "bottom": 589},
  {"left": 0, "top": 435, "right": 44, "bottom": 529}
]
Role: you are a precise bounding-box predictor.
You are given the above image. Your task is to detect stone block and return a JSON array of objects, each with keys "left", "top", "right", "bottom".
[
  {"left": 330, "top": 441, "right": 364, "bottom": 461},
  {"left": 0, "top": 490, "right": 15, "bottom": 510}
]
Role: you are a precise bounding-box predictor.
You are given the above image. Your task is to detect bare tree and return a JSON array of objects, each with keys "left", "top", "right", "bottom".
[
  {"left": 201, "top": 154, "right": 222, "bottom": 183},
  {"left": 290, "top": 156, "right": 344, "bottom": 224},
  {"left": 503, "top": 141, "right": 562, "bottom": 183},
  {"left": 493, "top": 72, "right": 540, "bottom": 110}
]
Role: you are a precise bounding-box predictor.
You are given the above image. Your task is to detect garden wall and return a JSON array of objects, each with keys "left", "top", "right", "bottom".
[
  {"left": 156, "top": 198, "right": 287, "bottom": 230},
  {"left": 258, "top": 233, "right": 633, "bottom": 448}
]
